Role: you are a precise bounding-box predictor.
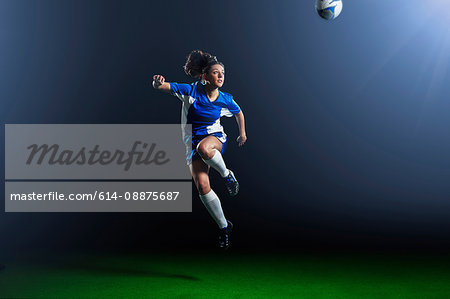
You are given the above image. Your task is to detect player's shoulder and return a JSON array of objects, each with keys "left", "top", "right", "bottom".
[
  {"left": 173, "top": 81, "right": 199, "bottom": 88},
  {"left": 176, "top": 81, "right": 200, "bottom": 93},
  {"left": 219, "top": 90, "right": 233, "bottom": 101},
  {"left": 191, "top": 81, "right": 203, "bottom": 91}
]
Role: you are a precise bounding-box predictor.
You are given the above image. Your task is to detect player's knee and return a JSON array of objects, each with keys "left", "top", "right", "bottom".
[
  {"left": 196, "top": 179, "right": 211, "bottom": 195},
  {"left": 196, "top": 143, "right": 212, "bottom": 159}
]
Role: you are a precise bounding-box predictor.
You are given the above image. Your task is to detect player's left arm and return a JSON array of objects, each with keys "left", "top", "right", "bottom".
[{"left": 234, "top": 111, "right": 247, "bottom": 147}]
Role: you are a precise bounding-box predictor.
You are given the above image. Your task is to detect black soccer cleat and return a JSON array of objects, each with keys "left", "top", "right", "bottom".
[
  {"left": 219, "top": 220, "right": 233, "bottom": 250},
  {"left": 224, "top": 170, "right": 239, "bottom": 196}
]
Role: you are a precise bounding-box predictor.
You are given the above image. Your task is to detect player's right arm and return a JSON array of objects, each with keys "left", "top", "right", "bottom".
[
  {"left": 153, "top": 76, "right": 194, "bottom": 102},
  {"left": 152, "top": 75, "right": 171, "bottom": 92}
]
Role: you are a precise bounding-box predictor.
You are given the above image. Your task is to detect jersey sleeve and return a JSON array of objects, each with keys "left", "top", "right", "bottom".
[
  {"left": 170, "top": 82, "right": 194, "bottom": 103},
  {"left": 227, "top": 98, "right": 241, "bottom": 115},
  {"left": 220, "top": 94, "right": 242, "bottom": 118}
]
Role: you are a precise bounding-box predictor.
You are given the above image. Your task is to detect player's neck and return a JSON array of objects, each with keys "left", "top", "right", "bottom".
[{"left": 204, "top": 85, "right": 219, "bottom": 101}]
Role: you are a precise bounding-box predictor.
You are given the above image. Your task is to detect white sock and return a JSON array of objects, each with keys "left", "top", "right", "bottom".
[
  {"left": 199, "top": 189, "right": 227, "bottom": 229},
  {"left": 202, "top": 149, "right": 230, "bottom": 178}
]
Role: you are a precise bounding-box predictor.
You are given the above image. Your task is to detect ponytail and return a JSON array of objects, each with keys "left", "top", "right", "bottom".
[{"left": 184, "top": 50, "right": 224, "bottom": 79}]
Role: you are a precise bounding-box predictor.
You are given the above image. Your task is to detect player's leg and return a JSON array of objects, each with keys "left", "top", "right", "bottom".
[
  {"left": 190, "top": 158, "right": 226, "bottom": 228},
  {"left": 190, "top": 159, "right": 232, "bottom": 248},
  {"left": 196, "top": 135, "right": 239, "bottom": 196},
  {"left": 196, "top": 135, "right": 227, "bottom": 176}
]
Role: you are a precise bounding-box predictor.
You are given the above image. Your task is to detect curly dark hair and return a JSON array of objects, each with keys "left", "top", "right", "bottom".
[{"left": 183, "top": 50, "right": 224, "bottom": 79}]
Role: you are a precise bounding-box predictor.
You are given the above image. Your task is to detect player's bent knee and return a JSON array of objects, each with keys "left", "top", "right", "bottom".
[{"left": 196, "top": 143, "right": 212, "bottom": 159}]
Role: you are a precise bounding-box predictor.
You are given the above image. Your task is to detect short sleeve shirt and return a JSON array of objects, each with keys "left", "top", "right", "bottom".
[{"left": 170, "top": 81, "right": 241, "bottom": 137}]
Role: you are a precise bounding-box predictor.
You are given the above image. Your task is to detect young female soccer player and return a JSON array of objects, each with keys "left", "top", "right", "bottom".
[{"left": 152, "top": 50, "right": 247, "bottom": 249}]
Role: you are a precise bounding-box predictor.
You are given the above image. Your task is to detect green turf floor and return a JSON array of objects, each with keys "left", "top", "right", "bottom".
[{"left": 1, "top": 250, "right": 450, "bottom": 298}]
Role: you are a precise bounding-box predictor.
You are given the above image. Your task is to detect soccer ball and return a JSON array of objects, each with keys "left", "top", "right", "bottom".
[{"left": 316, "top": 0, "right": 343, "bottom": 20}]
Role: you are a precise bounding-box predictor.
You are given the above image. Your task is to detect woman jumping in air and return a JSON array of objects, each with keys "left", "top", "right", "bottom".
[{"left": 152, "top": 50, "right": 247, "bottom": 249}]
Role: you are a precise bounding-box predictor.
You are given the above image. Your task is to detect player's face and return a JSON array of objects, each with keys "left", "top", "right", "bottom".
[{"left": 204, "top": 64, "right": 225, "bottom": 88}]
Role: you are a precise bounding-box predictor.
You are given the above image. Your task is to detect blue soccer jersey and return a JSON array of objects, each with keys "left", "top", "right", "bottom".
[{"left": 170, "top": 81, "right": 241, "bottom": 142}]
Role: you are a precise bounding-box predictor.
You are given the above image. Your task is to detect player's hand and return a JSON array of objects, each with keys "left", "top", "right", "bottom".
[
  {"left": 237, "top": 135, "right": 247, "bottom": 147},
  {"left": 152, "top": 75, "right": 165, "bottom": 88}
]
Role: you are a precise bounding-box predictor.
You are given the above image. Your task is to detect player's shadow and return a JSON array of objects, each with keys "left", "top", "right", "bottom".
[{"left": 54, "top": 261, "right": 199, "bottom": 281}]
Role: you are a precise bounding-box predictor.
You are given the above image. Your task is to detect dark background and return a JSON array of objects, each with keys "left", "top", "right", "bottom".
[{"left": 1, "top": 0, "right": 450, "bottom": 253}]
